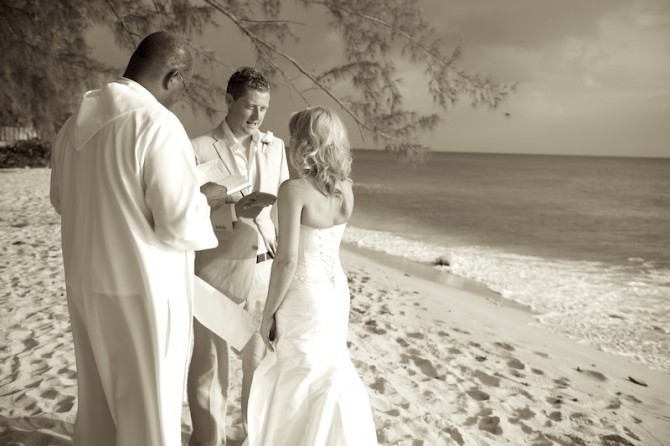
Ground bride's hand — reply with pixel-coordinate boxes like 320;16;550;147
260;314;277;352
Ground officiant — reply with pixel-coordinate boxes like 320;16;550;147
187;66;289;446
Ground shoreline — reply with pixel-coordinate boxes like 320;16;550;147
339;246;670;443
341;241;534;314
342;225;670;375
342;240;670;380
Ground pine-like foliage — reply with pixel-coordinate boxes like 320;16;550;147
1;0;514;157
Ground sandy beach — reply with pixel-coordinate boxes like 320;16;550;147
1;168;669;445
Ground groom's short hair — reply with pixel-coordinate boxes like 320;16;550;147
227;67;270;100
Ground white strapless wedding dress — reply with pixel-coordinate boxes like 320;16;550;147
246;224;378;446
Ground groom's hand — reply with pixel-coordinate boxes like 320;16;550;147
235;193;265;218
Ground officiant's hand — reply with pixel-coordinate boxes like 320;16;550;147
201;182;228;210
235;193;265;218
260;314;277;352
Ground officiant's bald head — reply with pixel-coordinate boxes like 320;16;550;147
123;31;192;108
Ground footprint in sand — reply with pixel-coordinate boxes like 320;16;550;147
447;347;461;355
40;388;59;400
24;379;42;389
569;412;595;427
600;434;637;445
553;377;570;388
364;319;387;335
509;406;535;424
29;359;49;374
477;409;502;435
529;433;553;445
21;338;39;353
369;377;387;394
576;367;607;381
54;395;75;413
41;349;55;359
25;359;48;376
623;394;642;404
472;369;501;387
466;388;490;401
422;389;436;400
507;357;525;370
546;396;563;406
378;304;394;315
406;331;424;340
605;398;621;410
409;355;445;381
546;411;562;422
623;426;641;441
394;337;409;347
494;341;515;352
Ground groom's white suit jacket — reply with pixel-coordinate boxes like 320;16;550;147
191;121;288;346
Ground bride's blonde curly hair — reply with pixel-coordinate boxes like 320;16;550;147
288;106;351;196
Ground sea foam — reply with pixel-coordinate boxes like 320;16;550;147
344;225;670;372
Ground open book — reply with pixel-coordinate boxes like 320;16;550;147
196;159;251;195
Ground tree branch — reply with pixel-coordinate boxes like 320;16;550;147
183;40;235;71
205;1;310;106
103;0;138;47
306;0;510;97
204;0;407;146
240;18;305;25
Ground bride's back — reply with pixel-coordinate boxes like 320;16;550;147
293;177;353;229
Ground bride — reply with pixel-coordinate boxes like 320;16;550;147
245;106;378;445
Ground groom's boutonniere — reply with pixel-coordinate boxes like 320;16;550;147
260;131;274;153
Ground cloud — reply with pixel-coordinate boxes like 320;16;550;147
427;0;629;49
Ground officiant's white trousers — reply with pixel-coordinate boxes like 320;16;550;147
66;285;190;446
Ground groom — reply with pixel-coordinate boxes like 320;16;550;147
187;67;289;445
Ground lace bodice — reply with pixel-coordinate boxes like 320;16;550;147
288;224;347;290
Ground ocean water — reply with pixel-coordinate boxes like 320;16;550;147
345;150;670;373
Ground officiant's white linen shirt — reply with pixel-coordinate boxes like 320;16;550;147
50;78;217;445
51;78;216;312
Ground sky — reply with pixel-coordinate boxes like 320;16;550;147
89;0;670;158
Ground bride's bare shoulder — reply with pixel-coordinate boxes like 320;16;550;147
278;178;311;198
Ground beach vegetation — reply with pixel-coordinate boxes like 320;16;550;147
0;0;513;159
0;139;52;168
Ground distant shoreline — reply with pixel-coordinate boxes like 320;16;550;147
350;147;670;160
